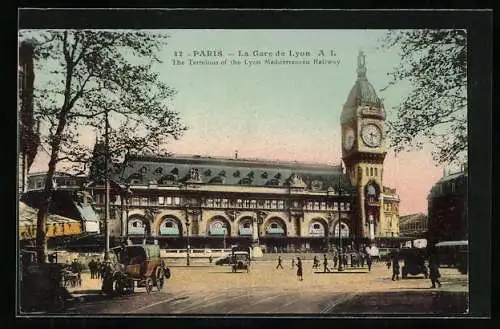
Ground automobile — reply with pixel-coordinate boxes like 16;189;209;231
102;244;171;295
434;240;468;274
214;255;231;265
400;248;429;279
230;251;251;273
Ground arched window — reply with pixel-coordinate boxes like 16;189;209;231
243;222;250;228
367;184;376;196
271;223;278;228
313;223;320;229
375;168;378;176
370;167;373;176
165;222;173;228
366;167;369;176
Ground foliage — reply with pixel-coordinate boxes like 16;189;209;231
18;30;187;263
379;29;467;165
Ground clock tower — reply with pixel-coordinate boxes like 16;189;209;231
340;50;387;243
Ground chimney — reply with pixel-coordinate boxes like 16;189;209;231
235;150;238;159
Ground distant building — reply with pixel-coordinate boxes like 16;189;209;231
18;41;39;195
20;51;402;252
27;172;87;192
20;189;100;246
399;213;427;238
427;165;468;245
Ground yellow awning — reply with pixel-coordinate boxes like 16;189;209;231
19;202;82;240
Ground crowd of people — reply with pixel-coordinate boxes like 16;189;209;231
274;249;443;289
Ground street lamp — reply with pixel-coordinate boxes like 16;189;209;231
186;218;191;266
337;161;344;272
184;201;191;266
223;224;227;250
103;109;111;262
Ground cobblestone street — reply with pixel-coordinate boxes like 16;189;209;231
58;260;468;315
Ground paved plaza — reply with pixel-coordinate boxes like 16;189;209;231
57;259;468;315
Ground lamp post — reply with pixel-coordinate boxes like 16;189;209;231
186;218;191;266
125;184;132;245
223;224;227;250
184;201;191;266
103;109;111;262
337;161;344;272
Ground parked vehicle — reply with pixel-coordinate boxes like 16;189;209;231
102;244;171;295
230;251;251;273
434;240;468;274
400;248;429;279
214;255;231;266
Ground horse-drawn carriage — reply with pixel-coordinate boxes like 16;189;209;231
230;251;251;273
102;244;171;295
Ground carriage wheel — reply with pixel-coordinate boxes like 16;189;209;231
128;279;135;294
155;267;165;291
114;278;126;295
145;277;153;294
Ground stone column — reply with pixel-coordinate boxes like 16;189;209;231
252;216;259;244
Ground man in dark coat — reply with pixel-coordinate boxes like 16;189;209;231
391;254;400;281
296;257;303;281
366;255;373;272
333;252;338;268
323;254;331;272
312;256;319;269
89;259;95;279
429;257;442;288
276;256;284;270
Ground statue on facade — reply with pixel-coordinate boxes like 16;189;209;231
289;173;306;188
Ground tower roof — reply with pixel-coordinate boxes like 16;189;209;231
341;51;383;124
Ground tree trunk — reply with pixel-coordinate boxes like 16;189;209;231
35;120;66;264
35;155;58;265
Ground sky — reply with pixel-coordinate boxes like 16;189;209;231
28;29;455;216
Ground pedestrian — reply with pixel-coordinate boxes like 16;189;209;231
323;254;331;272
89;259;95;279
291;258;295;269
366;255;372;272
99;259;106;280
391;254;400;281
350;253;355;267
333;252;338;268
312;256;319;269
209;255;213;264
429;257;442;288
276;256;284;270
296;257;303;281
343;254;348;267
360;252;365;267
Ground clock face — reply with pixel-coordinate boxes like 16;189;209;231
361;124;382;147
343;127;355;151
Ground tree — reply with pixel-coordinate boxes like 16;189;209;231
19;30;187;264
379;29;467;165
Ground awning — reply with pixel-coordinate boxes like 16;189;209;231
239;228;252;236
160;227;180;236
19;202;82;240
266;227;285;235
128;227;146;235
209;228;227;236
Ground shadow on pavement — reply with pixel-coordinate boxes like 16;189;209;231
331;290;468;315
314;271;369;274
